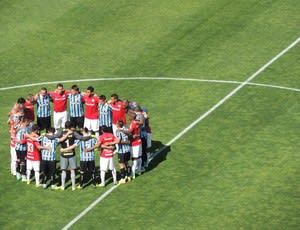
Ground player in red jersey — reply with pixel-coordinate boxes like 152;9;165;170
82;86;100;136
86;126;119;187
24;94;35;122
110;93;126;136
49;83;69;130
24;124;49;187
119;112;142;179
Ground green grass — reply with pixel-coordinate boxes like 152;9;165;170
0;0;299;229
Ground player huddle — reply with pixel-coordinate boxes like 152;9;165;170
7;83;152;190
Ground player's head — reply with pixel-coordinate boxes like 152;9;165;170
26;94;35;103
82;127;89;135
31;124;40;134
99;95;106;103
71;84;79;95
56;83;64;95
86;86;94;97
128;111;136;121
110;93;119;103
40;87;48;96
16;97;25;111
46;127;56;134
102;125;110;133
117;120;124;128
64;120;73;130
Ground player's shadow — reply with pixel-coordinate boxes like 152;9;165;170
146;140;171;172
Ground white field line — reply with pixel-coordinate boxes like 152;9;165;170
61;37;300;230
1;77;300;94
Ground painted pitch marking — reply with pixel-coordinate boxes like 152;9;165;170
61;37;300;230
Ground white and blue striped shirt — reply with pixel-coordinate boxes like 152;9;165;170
15;127;28;151
39;135;59;161
78;138;97;161
99;102;112;127
69;93;84;117
36;94;51;117
116;128;131;154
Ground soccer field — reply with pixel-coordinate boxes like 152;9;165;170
0;0;299;229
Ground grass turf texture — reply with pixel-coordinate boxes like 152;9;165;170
0;0;299;229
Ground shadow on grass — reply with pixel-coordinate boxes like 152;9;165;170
146;140;171;172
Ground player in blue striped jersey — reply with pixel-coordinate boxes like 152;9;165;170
116;120;131;184
34;87;51;131
15;117;31;181
61;128;97;189
69;85;85;130
39;127;60;189
98;95;112;134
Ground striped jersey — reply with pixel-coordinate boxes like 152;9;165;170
39;135;59;161
78;137;97;161
116;128;131;154
15;127;28;151
36;94;51;117
99;102;112;127
68;93;84;117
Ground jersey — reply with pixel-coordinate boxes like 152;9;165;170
60;131;79;158
111;100;126;125
15;127;28;151
49;91;69;112
69;93;84;117
116;128;131;154
78;138;97;161
99;133;117;158
26;138;40;161
39;135;59;161
36;94;51;118
83;95;99;119
129;120;142;147
24;100;35;122
99;102;112;127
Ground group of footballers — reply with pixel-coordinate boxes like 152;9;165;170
7;83;152;191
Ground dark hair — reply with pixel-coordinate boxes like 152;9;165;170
46;127;56;133
65;120;73;129
99;95;106;100
87;86;94;92
71;84;79;91
32;124;40;133
101;125;110;133
41;87;47;91
117;120;124;128
17;97;26;104
110;93;118;100
56;83;64;88
83;127;89;133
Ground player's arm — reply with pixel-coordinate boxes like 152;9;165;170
73;131;92;141
58;130;73;142
60;143;77;153
85;142;101;152
45;130;63;140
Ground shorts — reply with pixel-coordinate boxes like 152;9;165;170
80;160;95;172
84;118;99;132
70;116;84;129
27;159;40;172
37;116;51;131
16;150;27;162
100;157;115;172
53;111;68;129
60;155;77;170
118;152;131;164
131;144;142;159
40;160;56;175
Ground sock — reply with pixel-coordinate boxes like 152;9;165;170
61;170;66;187
132;160;137;178
27;170;31;182
91;171;96;186
51;174;55;185
80;172;84;186
112;169;117;184
100;171;105;185
35;171;40;185
126;165;131;177
71;170;76;187
120;168;125;179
